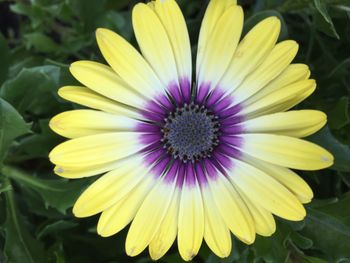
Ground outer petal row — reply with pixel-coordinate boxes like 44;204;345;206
232;40;299;104
196;0;237;78
58;86;141;119
126;178;177;257
150;0;192;82
73;156;148;217
219;17;281;93
96;28;164;97
49;109;139;139
49;132;141;167
239;133;334;170
70;61;146;108
229;159;306;221
242;110;327;138
132;3;179;87
197;5;243;88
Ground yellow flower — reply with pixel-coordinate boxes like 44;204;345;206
49;0;334;261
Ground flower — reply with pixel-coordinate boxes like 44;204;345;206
49;0;334;261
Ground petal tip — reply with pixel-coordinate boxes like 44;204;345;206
72;206;82;218
265;226;277;237
125;246;138;257
238;232;256;245
57;86;68;98
72;201;91;218
291;40;299;52
97;226;112;237
269;16;281;28
308;79;317;88
48;116;57;130
95;28;114;46
180;251;197;262
54;166;73;179
322;154;334;167
48;146;58;161
132;2;146;14
95;28;109;37
69;61;81;75
291;206;307;221
149;251;163;261
54;166;64;175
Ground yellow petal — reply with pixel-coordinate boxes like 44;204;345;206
237;188;276;237
70;61;145;107
54;159;125;179
149;188;180;260
245;63;310;105
202;186;232;258
178;181;204;261
232;40;299;104
209;175;255;244
277;88;317;113
49;132;140;167
49;110;138;139
242;156;313;204
240;133;334;170
197;0;236;77
241;79;316;118
96;28;164;96
58;86;140;119
242;110;327;138
197;5;243;87
126;179;177;257
152;0;192;81
229;159;306;221
132;3;179;87
72;156;147;217
97;175;155;237
219;17;281;93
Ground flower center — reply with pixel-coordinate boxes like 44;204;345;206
162;103;220;163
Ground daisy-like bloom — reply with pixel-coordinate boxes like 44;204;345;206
49;0;334;261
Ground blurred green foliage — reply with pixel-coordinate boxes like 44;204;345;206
0;0;350;262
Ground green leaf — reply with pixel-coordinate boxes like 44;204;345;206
302;255;329;263
0;66;61;116
10;119;62;162
24;32;60;53
2;166;90;214
316;192;350;226
67;0;107;31
10;2;47;29
0;177;12;194
0;34;10;86
313;0;340;39
96;11;133;40
37;220;78;239
20;187;64;218
328;97;350;130
0;179;46;263
290;232;313;250
53;243;66;263
308;126;350;172
0;98;31;165
277;0;313;12
303;194;350;262
251;221;291;263
105;0;130;10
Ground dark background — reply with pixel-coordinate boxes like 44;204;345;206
0;0;350;262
